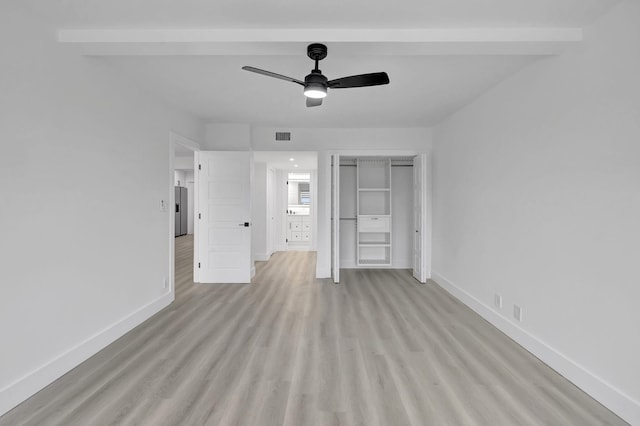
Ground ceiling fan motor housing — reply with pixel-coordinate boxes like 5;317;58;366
304;71;328;98
305;71;327;87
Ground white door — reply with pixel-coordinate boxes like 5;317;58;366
197;151;252;283
413;154;427;283
331;154;340;283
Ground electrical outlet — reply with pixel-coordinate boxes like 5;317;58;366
163;277;168;288
513;304;523;322
494;294;503;309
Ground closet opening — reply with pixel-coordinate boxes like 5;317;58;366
332;154;429;283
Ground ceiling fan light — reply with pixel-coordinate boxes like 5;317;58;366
304;85;327;99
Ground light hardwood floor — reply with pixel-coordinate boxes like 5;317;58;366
1;235;627;425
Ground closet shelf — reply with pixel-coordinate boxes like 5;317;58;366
358;242;391;247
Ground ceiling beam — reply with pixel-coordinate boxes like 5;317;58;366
58;28;582;56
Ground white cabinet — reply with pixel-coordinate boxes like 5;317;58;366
357;159;392;266
302;217;311;241
288;215;312;244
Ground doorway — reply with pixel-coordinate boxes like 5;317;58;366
252;151;318;261
286;172;313;251
169;132;200;293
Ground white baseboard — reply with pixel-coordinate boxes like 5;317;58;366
392;258;412;269
340;259;357;269
254;253;271;261
286;244;312;251
431;271;640;425
0;292;174;417
316;266;331;279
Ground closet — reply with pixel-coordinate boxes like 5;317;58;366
333;154;428;282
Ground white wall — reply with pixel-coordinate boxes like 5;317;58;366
339;165;358;267
204;123;251;150
0;3;203;415
252;162;269;261
251;127;430;152
274;170;289;252
267;168;276;256
174;155;194;170
391;166;414;268
185;170;195;235
432;1;640;423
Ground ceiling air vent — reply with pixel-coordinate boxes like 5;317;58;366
275;132;292;142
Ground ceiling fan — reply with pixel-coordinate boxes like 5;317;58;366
242;43;390;107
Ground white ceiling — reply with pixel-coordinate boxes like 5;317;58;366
253;151;317;170
100;54;538;127
26;0;617;28
27;0;619;128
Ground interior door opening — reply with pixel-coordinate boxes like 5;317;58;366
286;172;313;251
252;151;318;263
169;133;200;295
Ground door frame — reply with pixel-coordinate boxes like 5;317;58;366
169;132;200;291
413;153;429;283
331;154;340;283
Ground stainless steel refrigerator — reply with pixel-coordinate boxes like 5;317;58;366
175;186;188;237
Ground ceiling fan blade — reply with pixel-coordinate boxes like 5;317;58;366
242;66;304;86
327;72;390;89
306;97;323;107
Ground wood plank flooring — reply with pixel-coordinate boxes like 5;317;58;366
1;235;627;425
